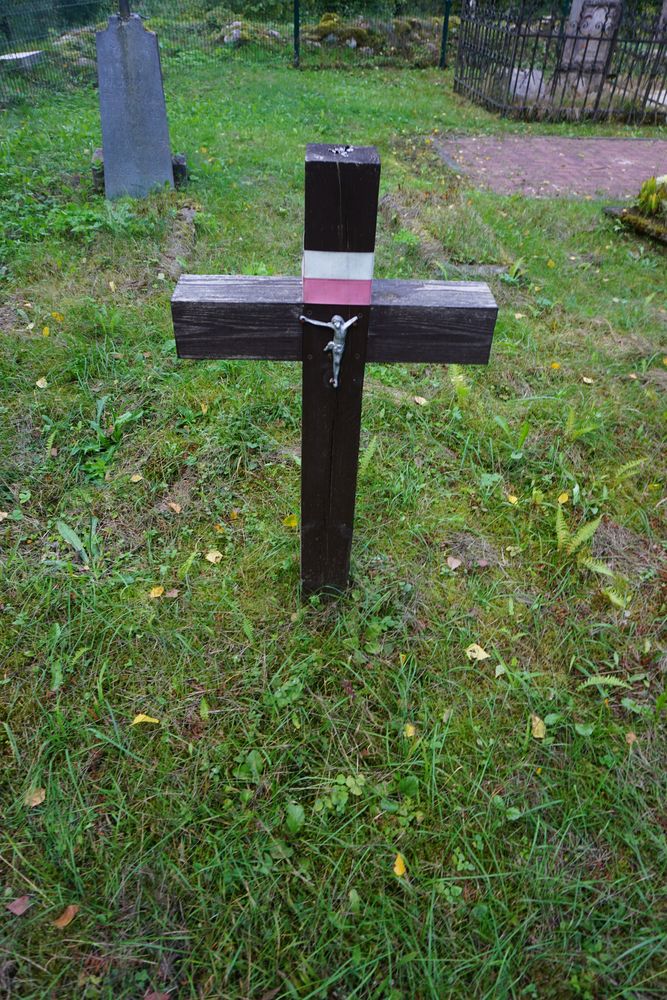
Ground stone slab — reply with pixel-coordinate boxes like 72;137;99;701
96;14;174;200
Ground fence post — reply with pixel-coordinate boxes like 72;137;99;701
439;0;452;69
293;0;300;67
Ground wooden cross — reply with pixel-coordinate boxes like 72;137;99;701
171;144;497;594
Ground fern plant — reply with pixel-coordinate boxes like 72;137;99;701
555;508;631;608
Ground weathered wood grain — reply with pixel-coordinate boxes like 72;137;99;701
171;275;497;364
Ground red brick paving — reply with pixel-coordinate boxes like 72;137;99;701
435;135;667;198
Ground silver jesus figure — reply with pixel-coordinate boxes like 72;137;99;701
299;313;358;388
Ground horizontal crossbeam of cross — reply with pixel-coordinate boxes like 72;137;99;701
172;276;497;364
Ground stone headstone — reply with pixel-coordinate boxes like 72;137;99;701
96;14;174;200
0;50;44;70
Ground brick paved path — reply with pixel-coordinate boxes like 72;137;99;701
435;136;667;198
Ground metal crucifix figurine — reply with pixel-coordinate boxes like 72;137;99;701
171;144;498;594
301;314;358;388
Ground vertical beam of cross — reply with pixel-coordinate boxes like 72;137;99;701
300;145;380;592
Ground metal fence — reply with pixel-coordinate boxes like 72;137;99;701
0;0;457;103
454;1;667;123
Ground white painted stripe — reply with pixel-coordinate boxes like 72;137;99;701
302;250;375;282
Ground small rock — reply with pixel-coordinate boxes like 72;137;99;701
346;37;357;49
267;29;281;39
76;56;95;67
224;29;242;45
324;33;338;44
359;46;374;55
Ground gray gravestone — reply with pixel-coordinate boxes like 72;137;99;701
96;14;174;199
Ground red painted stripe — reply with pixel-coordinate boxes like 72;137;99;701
303;277;372;306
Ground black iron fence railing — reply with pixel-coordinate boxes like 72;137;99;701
454;1;667;123
0;0;457;103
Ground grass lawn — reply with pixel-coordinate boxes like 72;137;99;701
1;60;666;998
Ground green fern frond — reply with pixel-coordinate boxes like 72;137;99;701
568;515;602;555
578;556;614;577
578;675;631;691
555;504;569;551
613;457;647;484
603;587;631;609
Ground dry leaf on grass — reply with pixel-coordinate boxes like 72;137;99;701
282;514;298;528
446;556;462;570
24;788;45;808
403;723;416;738
35;377;48;389
466;643;490;661
205;550;223;564
531;714;546;739
149;586;164;599
393;853;407;877
131;714;160;726
165;589;179;599
6;896;32;916
166;502;182;514
626;731;637;746
413;396;427;406
130;473;143;483
53;904;79;929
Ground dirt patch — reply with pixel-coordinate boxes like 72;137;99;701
434;136;667;199
644;367;667;392
160;205;197;281
447;531;503;568
592;519;665;577
0;303;18;334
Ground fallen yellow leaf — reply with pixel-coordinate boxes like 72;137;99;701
35;377;48;389
466;643;490;661
514;312;525;320
42;326;50;337
625;731;637;746
507;494;518;505
53;904;79;929
547;259;556;269
51;311;64;322
550;362;561;370
149;586;164;599
229;509;239;521
131;714;160;725
531;714;546;739
24;787;45;808
200;401;209;414
413;396;427;406
166;502;182;514
582;376;594;385
130;473;143;483
213;523;225;533
109;280;116;292
283;514;298;528
393;853;407;877
205;550;223;564
403;723;416;738
558;492;569;505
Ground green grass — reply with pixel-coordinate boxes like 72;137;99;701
1;60;666;998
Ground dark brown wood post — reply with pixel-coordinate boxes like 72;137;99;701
300;144;380;594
